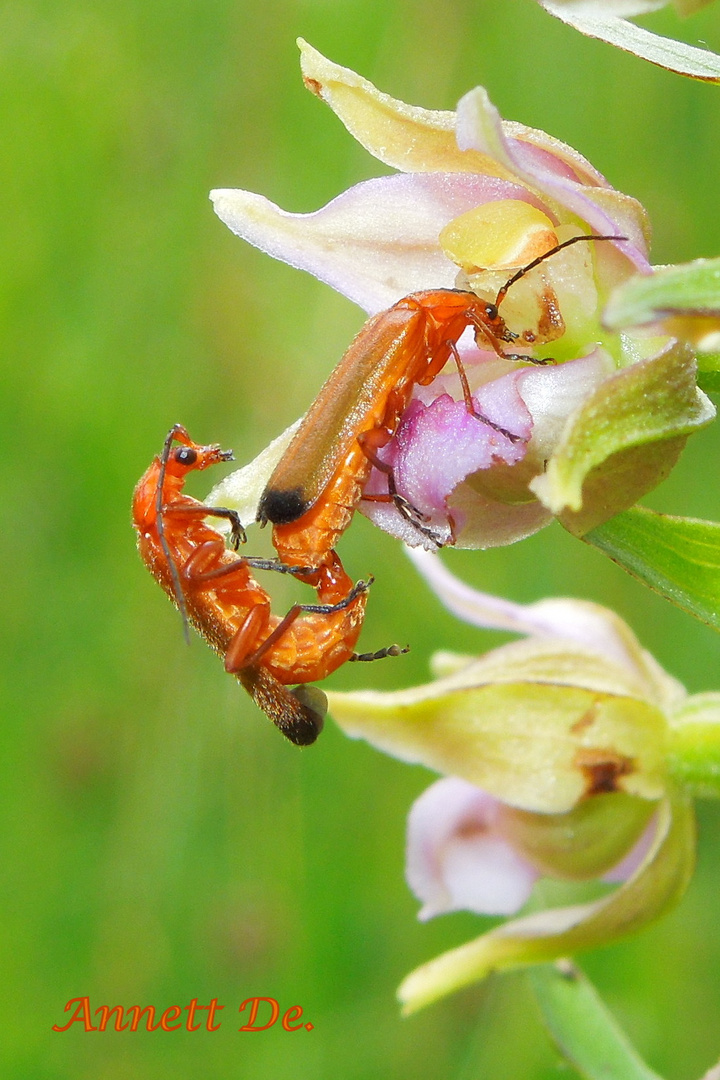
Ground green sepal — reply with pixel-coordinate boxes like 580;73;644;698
530;343;713;536
604;258;720;335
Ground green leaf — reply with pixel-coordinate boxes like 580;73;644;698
530;961;664;1080
585;506;720;630
538;3;720;82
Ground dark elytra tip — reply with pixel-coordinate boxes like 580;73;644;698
257;486;311;526
287;685;327;746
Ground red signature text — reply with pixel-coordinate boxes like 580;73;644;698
52;996;313;1032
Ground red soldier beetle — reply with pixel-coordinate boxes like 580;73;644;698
133;425;401;746
258;233;626;565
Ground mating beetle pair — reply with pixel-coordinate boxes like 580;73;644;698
134;234;622;744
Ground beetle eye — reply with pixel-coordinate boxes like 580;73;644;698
484;303;499;320
174;446;197;466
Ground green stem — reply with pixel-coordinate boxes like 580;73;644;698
667;693;720;799
529;961;664;1080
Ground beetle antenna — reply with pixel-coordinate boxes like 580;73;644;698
156;425;192;645
495;233;628;309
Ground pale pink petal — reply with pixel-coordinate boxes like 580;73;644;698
455;88;650;273
212;173;550;315
405;548;683;699
406;777;539;920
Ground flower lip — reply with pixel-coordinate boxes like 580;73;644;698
406;777;540;919
406;776;660;923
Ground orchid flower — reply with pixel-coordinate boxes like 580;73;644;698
326;550;720;1013
208;42;713;551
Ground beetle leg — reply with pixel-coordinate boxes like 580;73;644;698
164;502;247;548
357;432;446;545
296;576;371;615
224;604;275;674
245;557;315;576
357;431;428;522
179;542;300;584
445;341;527;443
226;578;372;674
349;643;409;662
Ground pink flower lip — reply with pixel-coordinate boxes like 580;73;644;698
362;370;534;545
406;777;663;922
406;777;540;919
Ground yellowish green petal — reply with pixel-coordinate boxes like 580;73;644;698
327;637;668;814
297;38;513;179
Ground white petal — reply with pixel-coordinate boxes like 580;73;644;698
212;173;541;315
406;547;686;705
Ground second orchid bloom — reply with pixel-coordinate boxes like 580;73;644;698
329;552;716;1013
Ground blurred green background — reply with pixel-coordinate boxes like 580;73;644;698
3;1;720;1076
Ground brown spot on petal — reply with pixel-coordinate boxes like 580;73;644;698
303;76;323;97
535;286;565;344
455;821;489;841
575;748;635;796
570;704;598;735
